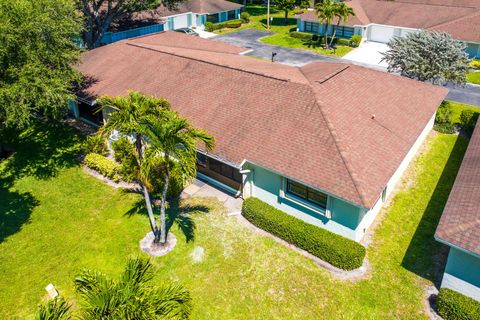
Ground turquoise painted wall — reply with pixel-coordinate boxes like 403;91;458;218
466;42;480;59
247;163;362;240
445;247;480;287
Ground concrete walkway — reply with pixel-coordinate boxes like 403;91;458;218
182;178;243;214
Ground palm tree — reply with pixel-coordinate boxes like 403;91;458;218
315;0;336;49
74;257;192;319
35;297;71;320
329;2;355;48
141;110;214;245
98;91;170;242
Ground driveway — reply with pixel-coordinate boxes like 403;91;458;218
445;83;480;107
213;29;338;66
341;41;389;70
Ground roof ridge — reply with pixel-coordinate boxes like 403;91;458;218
428;9;480;29
299;67;368;207
376;0;479;9
126;42;293;82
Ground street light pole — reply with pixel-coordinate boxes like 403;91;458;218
267;0;270;30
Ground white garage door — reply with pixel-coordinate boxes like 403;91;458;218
369;25;395;43
173;14;189;29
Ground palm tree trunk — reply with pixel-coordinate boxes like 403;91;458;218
284;10;288;25
159;164;170;244
329;20;340;48
324;22;329;49
143;184;159;239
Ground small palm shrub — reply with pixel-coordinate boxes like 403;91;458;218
351;35;362;47
83;134;108;156
35;297;71;320
240;12;250;23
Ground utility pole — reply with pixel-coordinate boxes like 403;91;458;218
267;0;270;30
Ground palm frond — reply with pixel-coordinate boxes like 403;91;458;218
35;297;71;320
150;283;192;320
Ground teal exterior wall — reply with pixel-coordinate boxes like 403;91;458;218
441;247;480;301
246;162;363;241
100;23;164;45
296;19;354;38
466;42;480;59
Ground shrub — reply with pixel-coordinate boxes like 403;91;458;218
289;31;315;41
470;59;480;70
204;22;214;32
222;19;242;28
83;134;108;156
84;153;120;182
459;109;479;135
437;288;480;320
434;123;457;134
240;12;250;23
436;101;453;125
111;138;138;182
351;35;362;47
337;38;350;46
242;197;366;270
149;158;186;200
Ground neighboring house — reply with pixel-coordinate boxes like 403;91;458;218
295;0;480;58
435;121;480;302
101;0;243;45
74;31;448;242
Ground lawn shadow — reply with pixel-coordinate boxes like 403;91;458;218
246;5;279;16
123;195;210;243
259;17;297;27
1;119;83;181
0;177;39;243
401;135;469;287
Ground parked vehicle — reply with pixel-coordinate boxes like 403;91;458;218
174;28;199;36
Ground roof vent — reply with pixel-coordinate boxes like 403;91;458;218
371;114;376;119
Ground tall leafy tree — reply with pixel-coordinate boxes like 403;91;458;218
98;91;170;240
78;0;183;49
142;110;214;244
273;0;309;25
74;257;192;319
315;0;336;49
382;30;470;85
329;2;355;47
0;0;82;155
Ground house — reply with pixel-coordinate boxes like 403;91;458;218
74;31;448;242
101;0;243;44
295;0;480;58
435;121;480;302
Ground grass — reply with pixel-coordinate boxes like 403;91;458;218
467;71;480;84
0;119;470;318
446;100;480;124
215;5;353;58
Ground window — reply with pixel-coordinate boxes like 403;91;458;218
204;157;242;183
196;152;207;167
333;25;354;38
206;14;218;23
286;179;327;210
304;21;319;34
227;10;236;20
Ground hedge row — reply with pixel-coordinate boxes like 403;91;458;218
205;19;242;32
437;288;480;320
84;153;120;182
289;32;362;47
241;197;366;270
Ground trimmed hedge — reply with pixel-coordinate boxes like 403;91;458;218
206;19;243;32
337;38;351;46
459;109;479;135
351;35;362;47
84;153;120;182
470;59;480;70
242;197;366;270
437;288;480;320
290;31;317;41
240;12;250;23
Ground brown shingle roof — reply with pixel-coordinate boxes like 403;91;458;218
435;121;480;255
296;0;480;42
78;31;448;208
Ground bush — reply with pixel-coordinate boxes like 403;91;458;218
337;38;350;46
289;31;315;41
149;158;186;200
459;109;479;135
436;101;453;125
84;153;120;182
437;288;480;320
222;19;242;28
111;138;138;182
351;35;362;47
204;22;214;32
434;123;457;134
240;12;250;23
241;197;366;270
470;59;480;70
83;134;108;156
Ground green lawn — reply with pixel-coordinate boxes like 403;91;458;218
447;100;480;124
215;5;353;58
0;119;469;318
467;71;480;84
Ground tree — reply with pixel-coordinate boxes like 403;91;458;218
78;0;183;49
329;2;355;48
141;110;214;244
0;0;82;155
98;91;170;243
74;257;191;319
315;0;336;49
273;0;310;25
381;31;470;85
